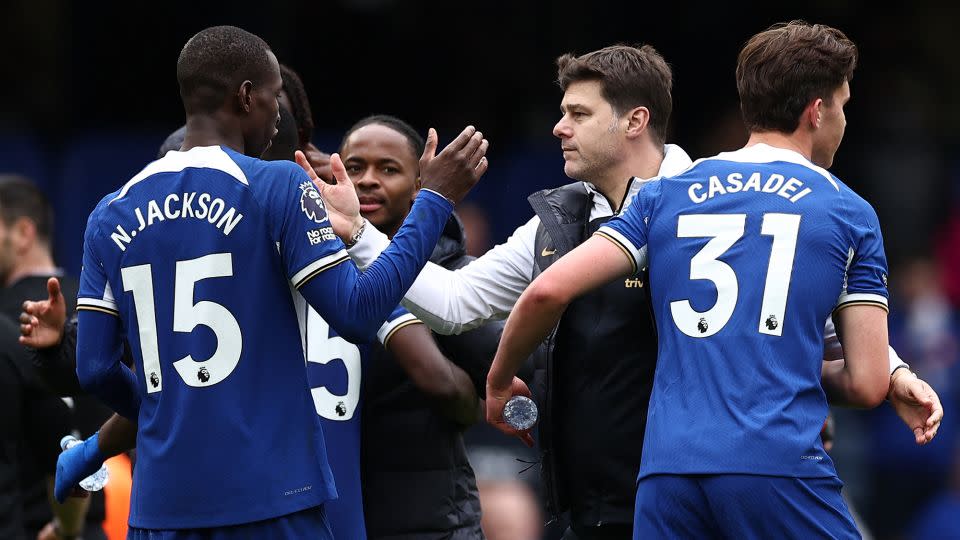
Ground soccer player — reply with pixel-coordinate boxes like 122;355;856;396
305;43;941;539
73;25;486;538
484;21;922;538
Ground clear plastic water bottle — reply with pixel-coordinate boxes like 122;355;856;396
59;435;110;492
503;395;538;431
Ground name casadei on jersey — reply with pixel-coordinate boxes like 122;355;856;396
687;171;815;205
109;191;245;251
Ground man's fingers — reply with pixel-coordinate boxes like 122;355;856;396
468;137;489;168
927;404;944;428
329;153;353;188
421;128;438;163
474;157;489;180
441;125;476;155
520;432;535;448
460;131;484;162
47;277;61;303
295;150;321;182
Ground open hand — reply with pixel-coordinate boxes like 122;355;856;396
419;126;489;204
295;150;364;243
19;277;67;349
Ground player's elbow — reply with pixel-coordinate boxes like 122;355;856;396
850;376;889;408
76;362;106;395
526;275;572;312
327;314;378;345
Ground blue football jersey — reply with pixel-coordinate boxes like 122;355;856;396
76;146;350;528
300;303;419;540
598;144;889;480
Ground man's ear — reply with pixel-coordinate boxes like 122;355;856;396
805;98;824;130
624;106;650;139
11;217;35;254
237;80;254;113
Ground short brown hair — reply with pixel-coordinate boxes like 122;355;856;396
556;45;673;145
736;20;858;134
0;176;53;243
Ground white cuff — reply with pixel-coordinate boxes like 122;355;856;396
347;221;390;270
888;345;909;376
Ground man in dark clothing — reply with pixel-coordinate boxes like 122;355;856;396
335;115;494;539
0;176;106;540
0;313;85;540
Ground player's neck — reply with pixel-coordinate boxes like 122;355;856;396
590;146;663;212
5;249;56;287
745;131;812;161
181;115;246;155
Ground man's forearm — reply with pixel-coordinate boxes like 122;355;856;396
98;413;137;457
46;476;89;537
349;220;534;335
488;282;567;389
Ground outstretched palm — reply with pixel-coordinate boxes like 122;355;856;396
295;151;362;241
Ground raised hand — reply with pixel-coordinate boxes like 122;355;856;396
295;150;364;243
888;369;943;445
419;126;489;205
485;376;535;448
19;277;67;349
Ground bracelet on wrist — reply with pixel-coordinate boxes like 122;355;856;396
345;219;366;248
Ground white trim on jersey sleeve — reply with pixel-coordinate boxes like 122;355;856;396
77;297;119;316
111;146;249;203
835;291;889;311
595;226;646;274
291;249;350;289
377;312;421;346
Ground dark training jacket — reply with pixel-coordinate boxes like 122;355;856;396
361;214;498;540
528;181;658;530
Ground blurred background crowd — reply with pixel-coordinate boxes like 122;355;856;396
1;1;958;539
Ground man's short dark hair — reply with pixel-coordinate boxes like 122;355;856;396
736;20;858;134
280;64;315;148
177;26;273;115
0;176;53;243
340;115;425;163
556;45;673;145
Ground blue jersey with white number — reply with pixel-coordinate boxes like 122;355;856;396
300;303;419;540
598;144;889;480
76;146;347;528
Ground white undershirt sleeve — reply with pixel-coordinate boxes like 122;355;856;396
347;216;541;335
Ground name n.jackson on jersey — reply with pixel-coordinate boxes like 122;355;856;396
109;191;245;251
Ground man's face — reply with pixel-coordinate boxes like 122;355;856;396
341;124;420;236
243;51;282;158
553;80;624;182
0;218;16;283
810;81;850;169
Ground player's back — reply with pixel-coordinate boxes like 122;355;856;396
79;146;336;528
638;143;887;479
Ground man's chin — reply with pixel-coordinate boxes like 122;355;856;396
563;163;586;181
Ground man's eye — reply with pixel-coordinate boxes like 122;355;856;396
382;167;399;175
